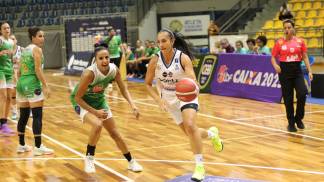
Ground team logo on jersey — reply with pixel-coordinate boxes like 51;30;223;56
282;45;287;50
162;72;168;77
92;85;104;93
175;64;180;71
168;72;173;77
290;48;295;53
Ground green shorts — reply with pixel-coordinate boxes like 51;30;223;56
0;71;14;89
70;95;112;122
16;75;43;102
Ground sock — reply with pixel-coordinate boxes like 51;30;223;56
17;107;30;146
0;118;7;126
35;136;41;148
19;134;25;146
194;154;203;165
123;152;132;162
86;144;96;156
207;130;215;139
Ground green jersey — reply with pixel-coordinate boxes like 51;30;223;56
20;44;43;76
16;44;44;98
0;36;14;76
104;35;122;59
70;63;117;110
135;47;144;58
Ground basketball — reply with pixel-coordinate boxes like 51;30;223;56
175;78;198;102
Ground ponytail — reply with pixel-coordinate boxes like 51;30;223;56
160;29;194;60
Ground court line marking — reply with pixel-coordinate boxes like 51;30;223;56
8;119;133;182
96;127;324;155
233;110;324;121
48;82;324;142
2;157;323;176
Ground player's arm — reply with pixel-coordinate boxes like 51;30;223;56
33;47;50;98
181;54;199;91
181;54;197;81
0;39;10;56
115;69;139;119
145;56;160;101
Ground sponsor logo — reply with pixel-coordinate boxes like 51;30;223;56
216;65;281;88
198;55;217;89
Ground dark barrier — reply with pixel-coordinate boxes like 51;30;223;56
64;16;126;75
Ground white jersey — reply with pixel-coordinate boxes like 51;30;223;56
155;49;185;95
13;45;23;69
86;62;117;87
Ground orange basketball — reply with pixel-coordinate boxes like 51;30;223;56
175;78;198;102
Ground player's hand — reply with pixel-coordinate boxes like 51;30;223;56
43;85;50;99
274;64;281;74
309;72;313;81
131;106;140;119
95;109;108;119
158;99;168;112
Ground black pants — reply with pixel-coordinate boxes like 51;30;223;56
279;62;308;125
110;57;121;68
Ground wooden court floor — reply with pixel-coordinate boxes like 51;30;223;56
1;70;324;182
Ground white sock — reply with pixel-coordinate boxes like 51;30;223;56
194;154;203;165
207;130;215;139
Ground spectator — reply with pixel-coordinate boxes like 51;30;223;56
220;38;235;53
234;40;248;54
246;38;256;54
208;20;220;36
212;41;224;54
121;43;137;78
103;28;122;68
255;35;271;55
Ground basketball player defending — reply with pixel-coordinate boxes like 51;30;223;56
70;43;143;173
145;29;223;181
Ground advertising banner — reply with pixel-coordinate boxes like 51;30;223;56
211;54;282;103
64;16;126;75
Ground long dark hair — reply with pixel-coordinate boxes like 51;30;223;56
160;29;194;60
28;27;41;41
87;42;109;67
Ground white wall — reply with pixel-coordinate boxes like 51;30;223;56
157;0;240;14
138;5;158;41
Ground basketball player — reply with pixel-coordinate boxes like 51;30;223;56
70;43;143;173
0;22;15;136
16;27;54;156
10;34;23;120
145;29;223;181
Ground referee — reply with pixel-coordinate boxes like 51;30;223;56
271;19;313;132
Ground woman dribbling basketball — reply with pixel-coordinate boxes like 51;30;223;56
145;29;223;182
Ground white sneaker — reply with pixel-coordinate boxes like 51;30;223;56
33;144;54;156
128;159;143;172
11;111;18;120
84;155;96;173
17;144;32;153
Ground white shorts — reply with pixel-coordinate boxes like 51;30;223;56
17;92;44;103
162;91;199;125
0;79;14;89
75;106;113;123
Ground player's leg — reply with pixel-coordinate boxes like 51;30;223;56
101;104;143;172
